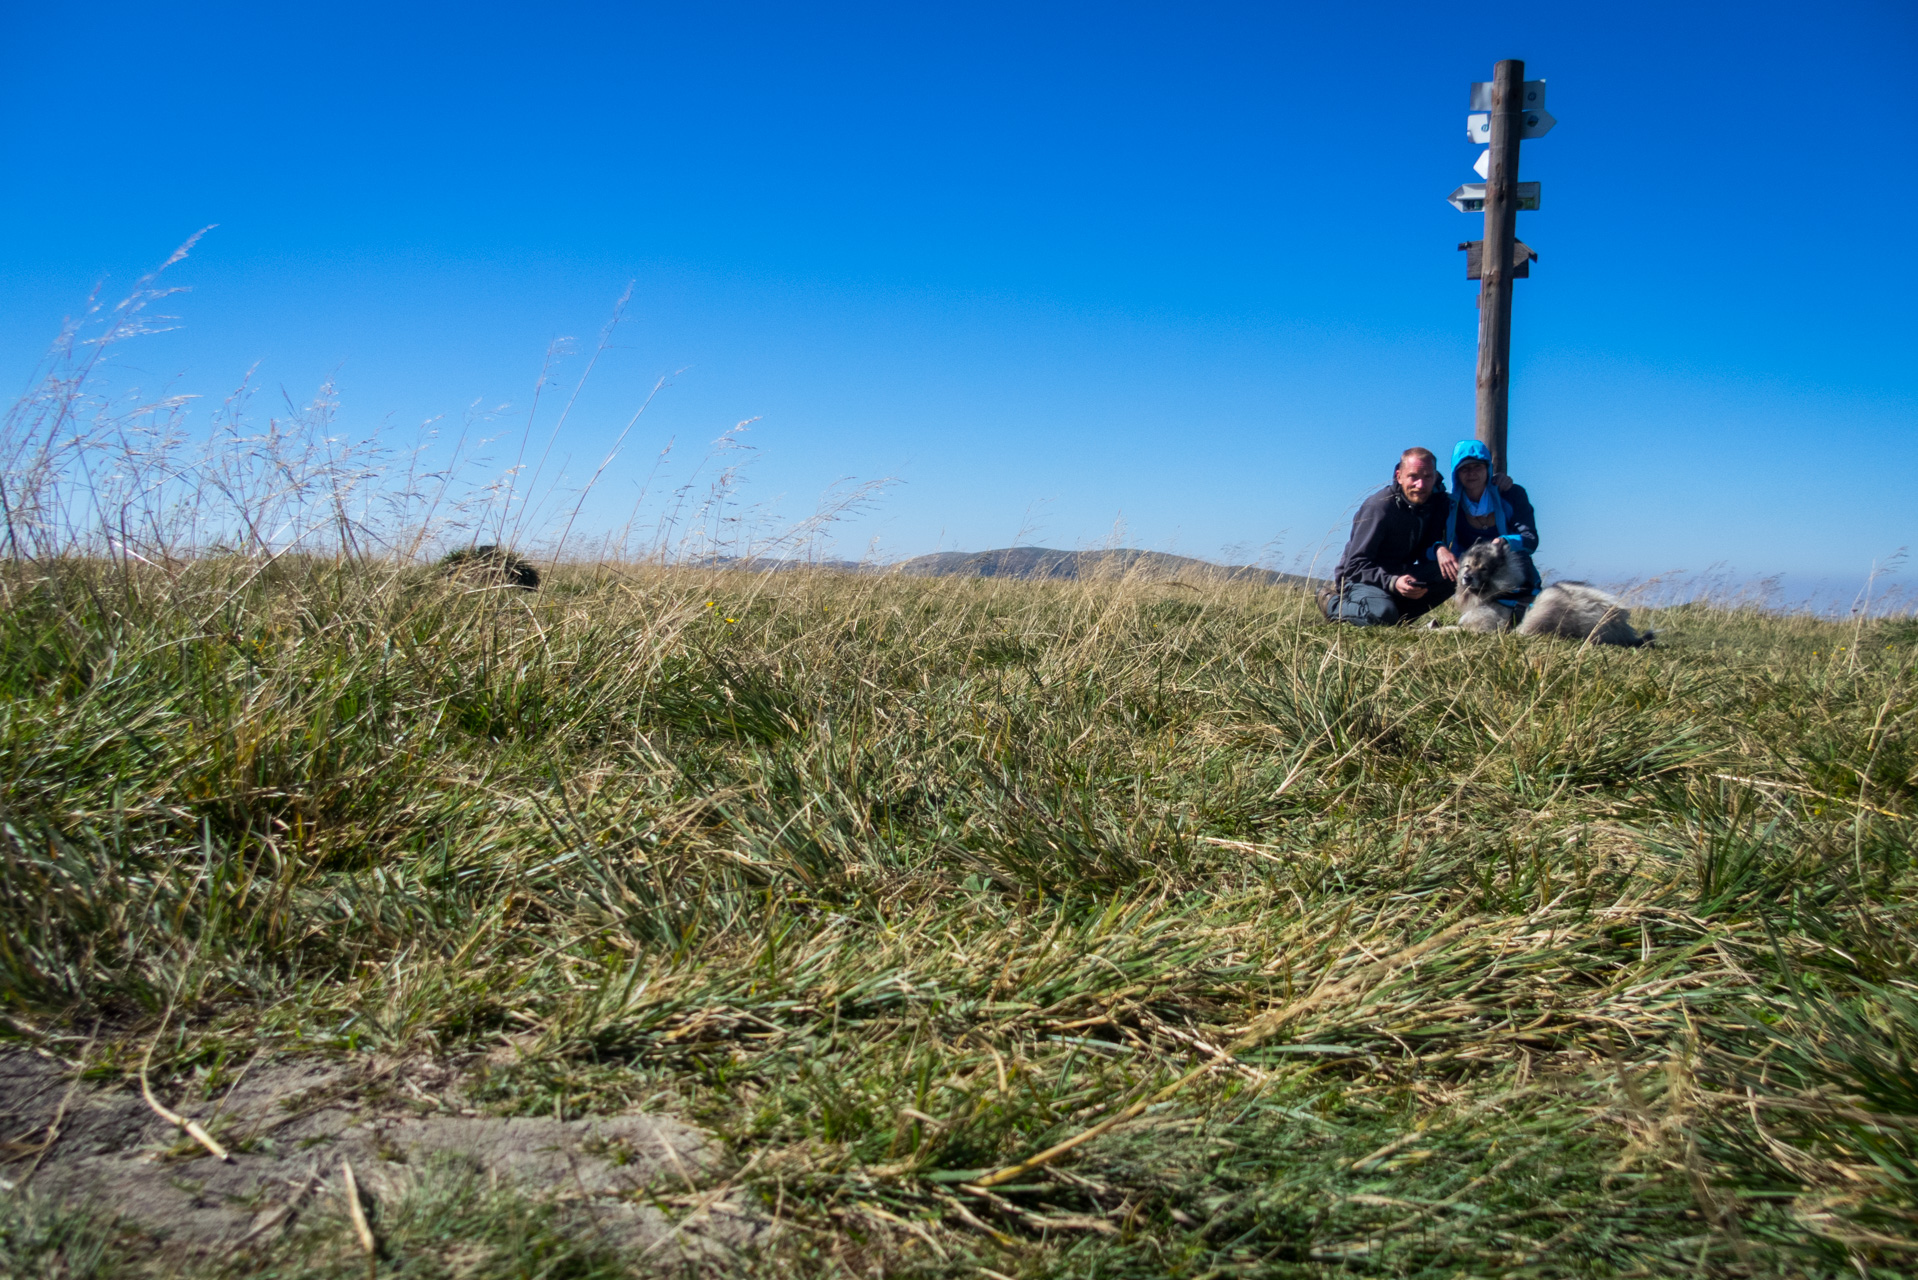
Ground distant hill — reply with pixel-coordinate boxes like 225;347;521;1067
891;547;1315;587
685;547;1318;586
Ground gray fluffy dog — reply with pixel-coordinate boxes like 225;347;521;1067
1449;539;1654;647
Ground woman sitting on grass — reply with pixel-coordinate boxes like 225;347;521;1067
1433;439;1538;589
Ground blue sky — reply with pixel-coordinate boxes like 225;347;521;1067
3;0;1913;591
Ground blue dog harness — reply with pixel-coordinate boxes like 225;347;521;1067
1497;578;1542;625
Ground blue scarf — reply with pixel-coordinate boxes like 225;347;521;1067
1446;483;1507;549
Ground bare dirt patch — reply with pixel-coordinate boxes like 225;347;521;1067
0;1048;763;1263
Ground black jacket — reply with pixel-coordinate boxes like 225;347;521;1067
1334;481;1452;592
1443;482;1539;557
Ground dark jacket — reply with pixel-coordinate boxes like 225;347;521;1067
1436;440;1539;557
1444;482;1538;556
1334;481;1452;592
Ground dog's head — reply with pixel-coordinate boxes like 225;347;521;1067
1457;538;1529;601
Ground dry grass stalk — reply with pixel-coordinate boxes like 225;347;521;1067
340;1158;376;1273
137;1013;232;1163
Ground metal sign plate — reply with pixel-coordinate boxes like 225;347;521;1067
1469;79;1546;111
1446;182;1542;213
1473;148;1490;179
1469;107;1557;143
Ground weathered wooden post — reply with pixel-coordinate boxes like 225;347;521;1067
1475;59;1524;479
1449;62;1554;480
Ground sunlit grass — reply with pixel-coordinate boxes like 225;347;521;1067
1;555;1912;1277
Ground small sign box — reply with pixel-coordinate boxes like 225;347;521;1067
1447;182;1541;213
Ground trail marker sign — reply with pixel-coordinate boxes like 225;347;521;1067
1469;80;1546;111
1460;239;1537;280
1470;109;1554;142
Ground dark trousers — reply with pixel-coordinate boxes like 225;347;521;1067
1322;577;1453;627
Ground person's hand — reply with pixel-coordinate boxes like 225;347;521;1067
1437;547;1459;582
1496;472;1513;492
1393;574;1428;599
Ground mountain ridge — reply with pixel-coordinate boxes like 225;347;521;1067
892;546;1314;586
691;547;1318;586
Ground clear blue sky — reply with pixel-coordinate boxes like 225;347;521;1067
4;0;1913;591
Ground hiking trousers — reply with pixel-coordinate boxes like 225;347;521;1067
1322;580;1451;626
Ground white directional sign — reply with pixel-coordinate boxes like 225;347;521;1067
1473;148;1490;179
1447;182;1541;213
1469;80;1546;112
1469;108;1557;143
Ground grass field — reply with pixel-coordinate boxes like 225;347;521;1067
0;555;1912;1278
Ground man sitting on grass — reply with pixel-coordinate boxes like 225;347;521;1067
1322;446;1454;626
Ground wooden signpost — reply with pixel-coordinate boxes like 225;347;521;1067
1451;59;1554;480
